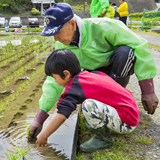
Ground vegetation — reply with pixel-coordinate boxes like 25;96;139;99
0;0;30;14
136;135;153;145
30;8;40;15
6;145;31;160
72;5;90;11
129;10;160;27
76;113;139;160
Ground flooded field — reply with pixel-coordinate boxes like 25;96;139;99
0;35;77;160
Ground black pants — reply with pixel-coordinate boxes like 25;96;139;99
119;16;127;25
87;45;136;87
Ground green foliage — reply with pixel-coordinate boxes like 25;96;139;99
5;145;31;160
71;5;90;10
129;12;143;19
143;19;159;27
129;10;160;20
30;8;40;15
5;152;20;160
10;0;19;13
136;135;153;144
65;0;72;4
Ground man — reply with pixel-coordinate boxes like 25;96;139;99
28;3;159;144
118;0;129;25
90;0;109;17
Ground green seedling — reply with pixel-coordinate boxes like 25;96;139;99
136;135;153;144
16;90;19;97
3;79;7;86
13;146;31;160
18;87;23;92
6;98;9;106
24;124;30;139
5;151;20;160
10;94;15;101
1;102;4;111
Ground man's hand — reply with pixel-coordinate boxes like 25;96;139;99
139;78;159;115
28;121;42;141
141;93;159;114
28;109;49;142
36;133;48;147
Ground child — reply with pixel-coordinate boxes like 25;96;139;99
36;49;139;153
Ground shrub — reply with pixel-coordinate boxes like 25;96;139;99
30;8;40;15
10;0;19;13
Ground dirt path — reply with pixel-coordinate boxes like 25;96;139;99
127;32;160;159
77;32;160;160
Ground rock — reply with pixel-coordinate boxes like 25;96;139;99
8;121;17;128
139;151;143;156
0;131;10;138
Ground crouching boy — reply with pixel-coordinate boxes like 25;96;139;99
36;49;139;152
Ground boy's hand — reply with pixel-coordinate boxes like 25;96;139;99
35;134;48;147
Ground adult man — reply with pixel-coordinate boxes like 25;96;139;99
118;0;129;25
90;0;109;17
28;3;159;146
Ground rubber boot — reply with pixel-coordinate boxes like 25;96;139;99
80;125;113;152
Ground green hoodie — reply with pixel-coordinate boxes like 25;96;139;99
39;16;157;113
90;0;109;17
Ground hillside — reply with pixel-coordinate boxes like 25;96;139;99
0;0;158;16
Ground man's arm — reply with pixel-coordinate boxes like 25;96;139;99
36;113;66;147
102;20;158;114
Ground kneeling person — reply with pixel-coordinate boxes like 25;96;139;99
36;49;139;152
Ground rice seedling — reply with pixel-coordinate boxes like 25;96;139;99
10;94;16;101
24;123;30;139
13;146;31;160
1;102;4;111
5;151;20;160
16;90;19;97
6;98;9;106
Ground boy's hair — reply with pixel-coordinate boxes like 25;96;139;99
112;2;116;6
109;1;111;4
45;49;81;79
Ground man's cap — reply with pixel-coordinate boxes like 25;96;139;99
40;3;74;36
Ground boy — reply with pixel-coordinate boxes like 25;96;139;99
36;49;139;152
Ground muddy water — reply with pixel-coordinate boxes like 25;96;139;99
0;108;78;160
0;35;78;160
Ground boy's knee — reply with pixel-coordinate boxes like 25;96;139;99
82;99;97;114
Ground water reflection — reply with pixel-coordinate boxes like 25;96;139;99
11;39;21;46
0;41;7;48
30;38;39;43
0;108;78;160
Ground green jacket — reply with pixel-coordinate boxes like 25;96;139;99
90;0;109;17
39;15;157;113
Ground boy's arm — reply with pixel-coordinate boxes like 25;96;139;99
28;76;64;141
36;113;67;147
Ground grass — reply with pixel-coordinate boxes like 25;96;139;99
5;152;20;160
148;43;160;52
132;29;160;37
76;112;140;160
24;124;30;139
71;5;90;10
136;135;153;145
5;145;31;160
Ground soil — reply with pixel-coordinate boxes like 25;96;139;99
77;32;160;160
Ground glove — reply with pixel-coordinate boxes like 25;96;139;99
28;109;49;141
139;78;159;114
